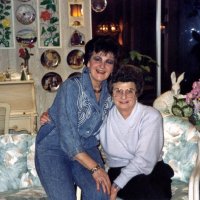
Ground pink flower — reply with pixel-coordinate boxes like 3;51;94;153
186;79;200;114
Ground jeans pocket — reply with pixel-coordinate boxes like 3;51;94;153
36;122;55;145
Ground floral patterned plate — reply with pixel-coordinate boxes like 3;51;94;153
16;4;36;25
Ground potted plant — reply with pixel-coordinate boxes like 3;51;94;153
121;50;157;83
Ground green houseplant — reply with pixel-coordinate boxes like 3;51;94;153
121;50;157;83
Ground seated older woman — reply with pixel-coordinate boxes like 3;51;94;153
99;65;174;200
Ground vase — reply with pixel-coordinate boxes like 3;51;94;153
20;69;26;81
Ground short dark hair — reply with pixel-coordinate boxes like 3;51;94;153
109;64;144;97
84;35;120;65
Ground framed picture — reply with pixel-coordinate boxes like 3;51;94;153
37;0;61;48
0;0;15;49
68;1;84;27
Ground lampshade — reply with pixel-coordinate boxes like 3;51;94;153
70;4;83;17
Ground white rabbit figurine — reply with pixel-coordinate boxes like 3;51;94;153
153;71;185;114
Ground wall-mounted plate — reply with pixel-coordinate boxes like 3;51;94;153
16;4;36;25
41;72;62;92
16;29;37;45
91;0;107;12
41;50;61;69
67;49;84;70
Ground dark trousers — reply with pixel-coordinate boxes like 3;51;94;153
108;160;174;200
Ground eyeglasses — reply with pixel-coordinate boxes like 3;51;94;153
113;88;136;98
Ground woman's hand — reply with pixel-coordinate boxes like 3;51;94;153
110;184;119;200
92;167;111;195
75;152;111;194
40;111;50;125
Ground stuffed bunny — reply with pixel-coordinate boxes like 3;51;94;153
153;71;185;114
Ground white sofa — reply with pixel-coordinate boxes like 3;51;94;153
1;114;199;200
0;131;47;200
162;113;200;200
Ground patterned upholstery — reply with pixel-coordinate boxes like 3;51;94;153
0;132;47;199
0;115;199;200
0;187;47;200
0;132;82;200
171;180;189;200
162;113;200;200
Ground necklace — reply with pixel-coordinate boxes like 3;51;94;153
93;88;102;93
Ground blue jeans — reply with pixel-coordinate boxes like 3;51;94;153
35;143;109;200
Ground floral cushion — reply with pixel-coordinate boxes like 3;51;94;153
171;180;189;200
23;135;41;188
162;114;199;183
0;134;31;192
0;132;43;196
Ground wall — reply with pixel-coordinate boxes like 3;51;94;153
0;0;92;128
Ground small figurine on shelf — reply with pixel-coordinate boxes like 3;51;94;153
20;63;27;81
5;67;11;81
70;30;85;46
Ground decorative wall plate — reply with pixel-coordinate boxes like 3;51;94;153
16;29;37;46
41;72;62;92
16;4;36;25
41;50;61;69
67;49;84;69
91;0;107;12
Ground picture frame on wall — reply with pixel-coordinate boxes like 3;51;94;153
37;0;61;48
68;0;84;27
0;0;15;49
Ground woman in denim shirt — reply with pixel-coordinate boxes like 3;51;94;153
35;36;120;200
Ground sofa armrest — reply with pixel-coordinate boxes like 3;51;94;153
192;139;200;200
188;159;198;200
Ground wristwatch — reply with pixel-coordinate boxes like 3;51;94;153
89;164;101;174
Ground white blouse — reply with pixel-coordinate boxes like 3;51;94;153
99;102;164;189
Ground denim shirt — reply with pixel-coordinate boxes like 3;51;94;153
37;67;112;160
